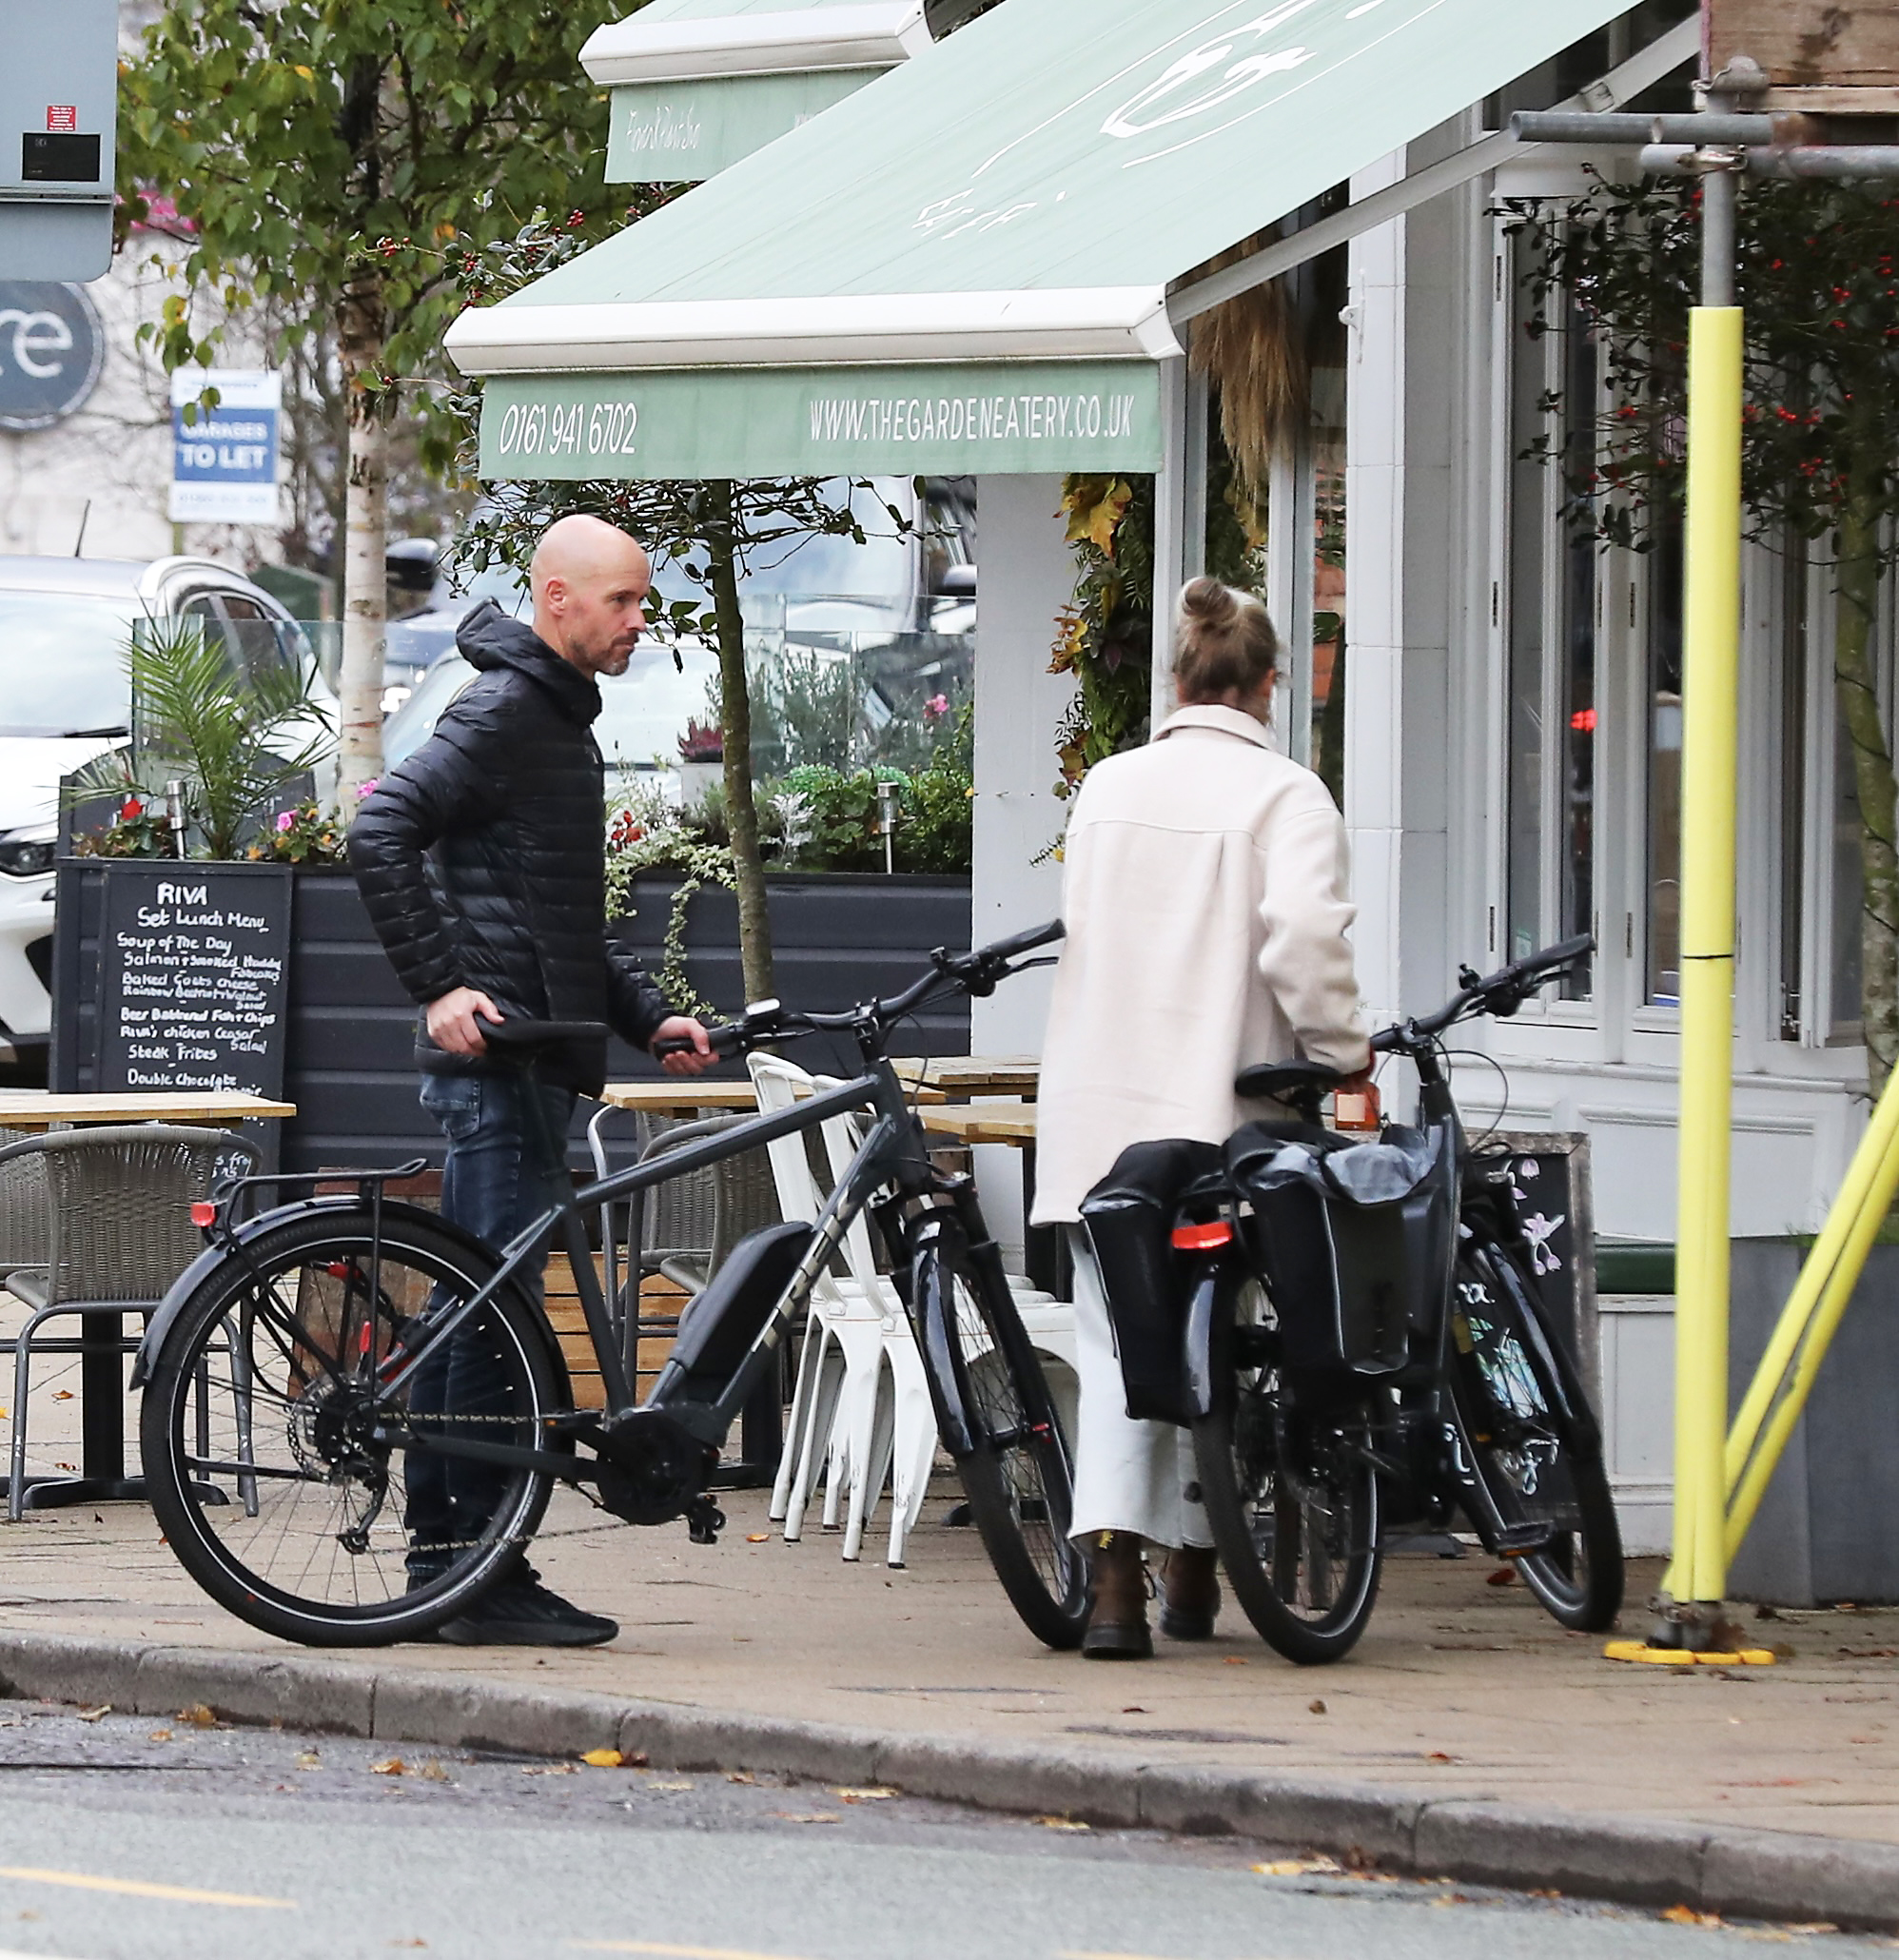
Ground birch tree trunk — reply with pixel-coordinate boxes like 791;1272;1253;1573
1833;492;1899;1096
335;271;387;813
706;481;774;1002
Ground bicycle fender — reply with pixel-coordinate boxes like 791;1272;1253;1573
1478;1241;1603;1456
1183;1256;1230;1421
910;1216;979;1458
129;1197;571;1414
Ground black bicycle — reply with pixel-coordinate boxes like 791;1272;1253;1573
133;922;1087;1650
1103;935;1623;1666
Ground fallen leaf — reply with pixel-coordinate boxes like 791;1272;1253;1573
177;1703;216;1728
418;1759;450;1783
1425;1751;1456;1763
624;1751;649;1767
293;1751;321;1770
746;1533;771;1543
53;1462;75;1472
1485;1566;1517;1587
1223;1656;1248;1666
1662;1905;1722;1927
1121;1706;1149;1715
370;1757;407;1776
51;1390;73;1401
1035;1815;1090;1832
647;1779;693;1792
772;1811;839;1824
519;1763;578;1777
726;1771;756;1785
580;1748;627;1769
74;1706;109;1722
390;1941;427;1950
1253;1856;1340;1877
833;1786;896;1803
1308;1699;1327;1715
147;1730;173;1743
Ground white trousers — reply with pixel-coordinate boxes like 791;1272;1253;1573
1067;1228;1212;1549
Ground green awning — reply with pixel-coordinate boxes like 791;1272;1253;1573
583;0;930;183
480;359;1161;479
452;0;1637;478
605;69;879;182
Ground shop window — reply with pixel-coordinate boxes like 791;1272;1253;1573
1503;233;1597;999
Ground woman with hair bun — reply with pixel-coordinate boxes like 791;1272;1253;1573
1031;577;1371;1659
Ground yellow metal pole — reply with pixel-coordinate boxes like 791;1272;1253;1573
1670;301;1744;1610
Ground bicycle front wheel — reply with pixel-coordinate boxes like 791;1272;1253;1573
1192;1264;1382;1666
140;1206;567;1647
1450;1238;1624;1632
913;1217;1088;1650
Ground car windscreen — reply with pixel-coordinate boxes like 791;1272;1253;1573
0;592;138;735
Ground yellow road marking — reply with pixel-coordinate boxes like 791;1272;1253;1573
572;1944;819;1960
0;1868;295;1910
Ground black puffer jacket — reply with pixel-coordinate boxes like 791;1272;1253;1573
347;604;673;1091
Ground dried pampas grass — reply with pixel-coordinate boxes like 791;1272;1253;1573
1186;229;1309;507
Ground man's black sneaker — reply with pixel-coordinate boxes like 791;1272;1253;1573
437;1578;618;1648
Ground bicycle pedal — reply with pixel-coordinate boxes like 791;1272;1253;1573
1491;1523;1554;1557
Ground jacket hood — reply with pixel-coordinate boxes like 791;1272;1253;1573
457;600;600;725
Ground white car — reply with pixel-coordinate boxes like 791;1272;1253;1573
0;555;332;1073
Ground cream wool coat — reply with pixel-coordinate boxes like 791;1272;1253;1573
1031;704;1370;1224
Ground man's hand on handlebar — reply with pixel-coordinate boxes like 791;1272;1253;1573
427;986;503;1057
651;1015;716;1077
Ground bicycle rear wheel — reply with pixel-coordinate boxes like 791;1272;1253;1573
1449;1238;1624;1632
1192;1264;1381;1665
913;1218;1088;1650
140;1206;567;1647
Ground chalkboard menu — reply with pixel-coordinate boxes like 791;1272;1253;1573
96;863;294;1102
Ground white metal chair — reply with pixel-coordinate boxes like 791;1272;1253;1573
748;1053;898;1552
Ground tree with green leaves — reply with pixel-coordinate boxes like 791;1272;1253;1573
1516;176;1899;1094
116;2;633;805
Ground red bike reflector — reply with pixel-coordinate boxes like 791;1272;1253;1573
190;1201;217;1228
1171;1220;1233;1251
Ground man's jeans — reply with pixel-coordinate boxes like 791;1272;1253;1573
407;1071;576;1579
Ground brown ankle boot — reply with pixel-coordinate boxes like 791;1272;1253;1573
1159;1545;1221;1640
1083;1532;1152;1659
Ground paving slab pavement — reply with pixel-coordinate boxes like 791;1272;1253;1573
1;1480;1894;1861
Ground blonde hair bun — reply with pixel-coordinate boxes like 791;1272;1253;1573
1172;578;1277;704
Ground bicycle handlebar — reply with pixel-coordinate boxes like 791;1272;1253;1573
651;919;1067;1062
1374;932;1595;1052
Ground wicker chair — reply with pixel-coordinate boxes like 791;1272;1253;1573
0;1146;49;1280
1;1125;257;1519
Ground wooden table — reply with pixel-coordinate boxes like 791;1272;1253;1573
0;1090;297;1131
0;1089;297;1513
597;1082;764;1116
921;1103;1037;1145
891;1055;1040;1099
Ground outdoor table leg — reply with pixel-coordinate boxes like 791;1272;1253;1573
18;1309;147;1512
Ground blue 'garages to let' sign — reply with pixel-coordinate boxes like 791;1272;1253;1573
169;368;281;524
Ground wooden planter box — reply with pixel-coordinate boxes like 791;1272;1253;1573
52;862;971;1173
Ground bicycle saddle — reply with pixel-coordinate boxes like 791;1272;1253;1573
480;1019;612;1053
1235;1059;1344;1103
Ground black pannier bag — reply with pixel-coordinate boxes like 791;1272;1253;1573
1079;1138;1225;1424
1225;1122;1455;1377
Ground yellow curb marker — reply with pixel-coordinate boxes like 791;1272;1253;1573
0;1868;295;1909
1603;1640;1776;1667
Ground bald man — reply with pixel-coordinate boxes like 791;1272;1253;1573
350;514;713;1647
